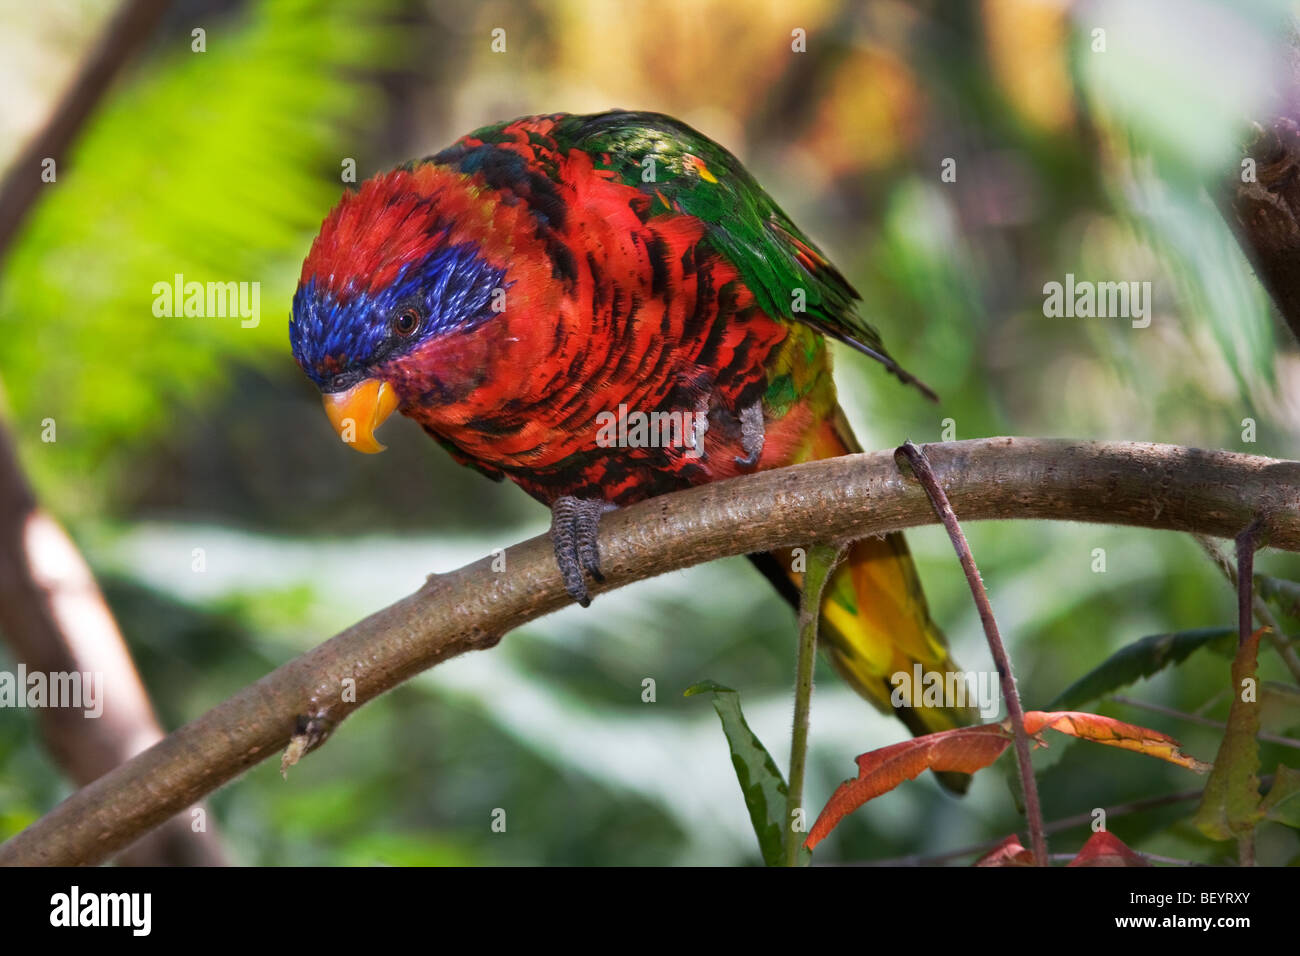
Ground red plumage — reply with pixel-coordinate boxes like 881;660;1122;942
300;116;792;505
290;112;975;742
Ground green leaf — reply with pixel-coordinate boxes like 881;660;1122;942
1046;628;1236;711
1261;766;1300;830
1193;631;1265;840
0;0;412;516
685;680;801;866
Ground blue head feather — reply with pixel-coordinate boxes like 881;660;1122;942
290;241;508;391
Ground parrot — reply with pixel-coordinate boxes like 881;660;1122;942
289;110;977;747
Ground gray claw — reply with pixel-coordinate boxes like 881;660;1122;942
734;401;766;468
550;496;610;607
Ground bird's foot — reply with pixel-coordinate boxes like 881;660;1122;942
550;496;610;607
734;401;766;468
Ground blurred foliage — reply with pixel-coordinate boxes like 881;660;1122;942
1;0;1300;866
0;0;409;516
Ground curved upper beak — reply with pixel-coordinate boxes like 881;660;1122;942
321;378;400;454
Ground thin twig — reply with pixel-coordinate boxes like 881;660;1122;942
1238;830;1257;867
1191;687;1229;718
1236;522;1261;648
0;0;171;264
3;438;1299;866
1194;534;1300;682
785;543;845;867
895;441;1047;866
1235;520;1262;868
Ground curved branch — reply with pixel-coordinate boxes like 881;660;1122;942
2;437;1298;866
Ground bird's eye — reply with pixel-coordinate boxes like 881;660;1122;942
392;308;421;337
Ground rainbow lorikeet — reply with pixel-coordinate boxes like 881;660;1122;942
290;110;976;741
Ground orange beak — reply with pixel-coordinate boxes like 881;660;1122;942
321;378;400;454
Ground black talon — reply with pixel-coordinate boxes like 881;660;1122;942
550;496;610;607
734;401;766;468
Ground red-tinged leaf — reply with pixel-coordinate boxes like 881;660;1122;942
1068;831;1150;867
974;834;1035;867
804;725;1013;851
1194;629;1266;840
1023;711;1213;772
806;710;1210;851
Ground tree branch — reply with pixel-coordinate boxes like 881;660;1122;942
1;437;1298;866
0;0;171;265
0;419;226;865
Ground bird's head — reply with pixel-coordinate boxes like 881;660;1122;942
290;164;512;453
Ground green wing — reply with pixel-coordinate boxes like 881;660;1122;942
553;110;936;400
